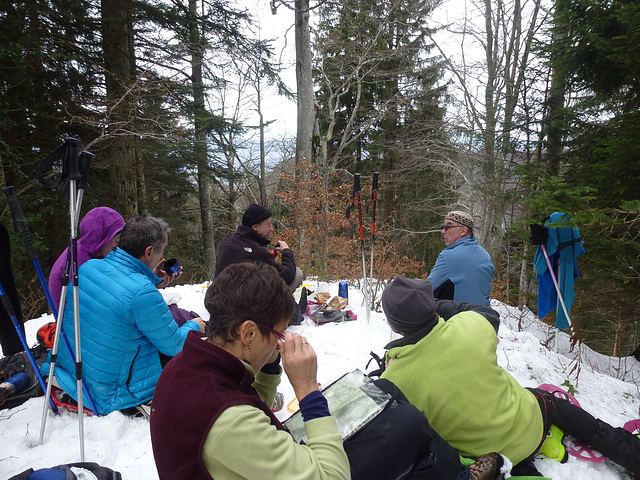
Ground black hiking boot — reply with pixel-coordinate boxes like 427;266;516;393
468;453;502;480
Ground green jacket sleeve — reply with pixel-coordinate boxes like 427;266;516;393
203;404;350;480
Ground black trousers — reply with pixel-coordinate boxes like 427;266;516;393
0;221;25;356
344;378;467;480
513;387;640;476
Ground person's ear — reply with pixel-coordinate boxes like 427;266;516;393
144;245;154;260
238;320;257;347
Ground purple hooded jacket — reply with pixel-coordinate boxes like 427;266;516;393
48;207;125;311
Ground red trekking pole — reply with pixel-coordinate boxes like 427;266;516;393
354;174;370;322
368;172;379;311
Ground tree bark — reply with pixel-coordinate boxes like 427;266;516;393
101;0;139;219
257;77;267;205
295;0;315;166
189;0;216;276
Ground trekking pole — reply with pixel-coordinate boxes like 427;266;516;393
37;138;90;460
3;186;57;310
540;244;572;329
354;174;370;322
368;172;378;313
2;186;97;415
0;280;58;413
529;223;572;330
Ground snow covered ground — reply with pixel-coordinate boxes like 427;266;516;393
1;279;639;479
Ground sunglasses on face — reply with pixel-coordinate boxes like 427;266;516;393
253;321;286;341
442;225;464;231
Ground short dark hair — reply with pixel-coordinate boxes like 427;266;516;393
118;214;170;259
204;262;295;343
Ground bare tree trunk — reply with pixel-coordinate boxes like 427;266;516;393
101;0;138;219
436;0;543;284
518;242;531;309
189;0;216;276
137;148;147;214
257;79;267;204
295;0;314;166
614;315;623;357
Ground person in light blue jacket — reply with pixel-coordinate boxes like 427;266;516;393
42;215;204;414
427;211;495;306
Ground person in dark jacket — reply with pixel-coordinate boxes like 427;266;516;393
214;204;303;291
0;221;25;356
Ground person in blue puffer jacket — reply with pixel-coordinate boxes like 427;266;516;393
42;215;205;414
428;211;495;306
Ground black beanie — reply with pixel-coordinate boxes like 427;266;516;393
242;204;272;227
381;276;438;335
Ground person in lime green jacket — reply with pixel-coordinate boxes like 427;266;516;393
380;276;640;477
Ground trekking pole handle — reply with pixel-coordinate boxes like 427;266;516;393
371;172;379;193
354;173;361;194
2;187;38;261
76;151;95;190
63;138;82;181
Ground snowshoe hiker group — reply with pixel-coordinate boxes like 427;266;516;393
149;261;503;480
3;203;640;480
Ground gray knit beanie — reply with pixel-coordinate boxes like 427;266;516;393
381;276;438;335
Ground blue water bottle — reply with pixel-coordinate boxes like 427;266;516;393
338;281;348;300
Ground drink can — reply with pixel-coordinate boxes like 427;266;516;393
163;258;181;276
338;281;348;300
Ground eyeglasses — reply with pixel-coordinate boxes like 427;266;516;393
442;225;464;232
253;321;286;341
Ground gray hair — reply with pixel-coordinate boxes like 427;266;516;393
119;214;170;259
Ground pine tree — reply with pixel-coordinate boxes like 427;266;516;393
314;0;449;268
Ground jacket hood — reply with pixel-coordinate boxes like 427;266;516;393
78;207;125;259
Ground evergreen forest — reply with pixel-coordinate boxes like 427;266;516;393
1;0;638;357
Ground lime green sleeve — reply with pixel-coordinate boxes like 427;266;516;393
203;404;350;480
253;368;281;408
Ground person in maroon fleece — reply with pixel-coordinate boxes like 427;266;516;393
150;262;348;480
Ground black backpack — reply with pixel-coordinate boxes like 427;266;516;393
8;462;122;480
0;344;48;410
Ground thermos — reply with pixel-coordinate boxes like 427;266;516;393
338;281;348;300
0;372;30;398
